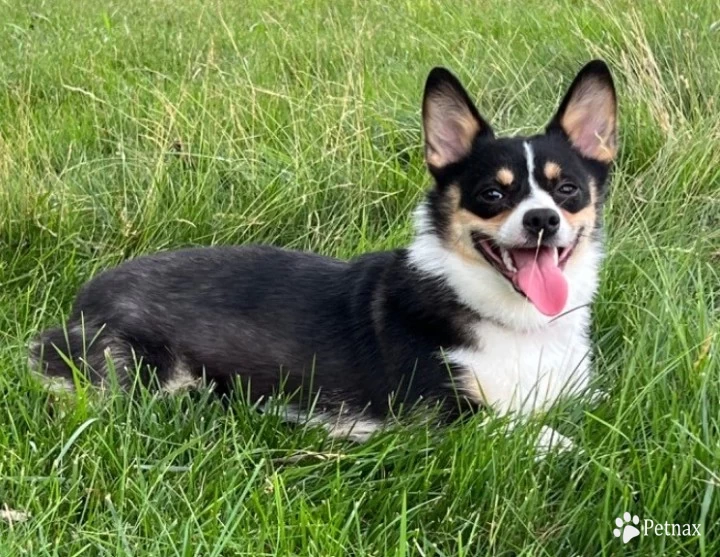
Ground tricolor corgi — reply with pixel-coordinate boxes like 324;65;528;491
31;60;617;450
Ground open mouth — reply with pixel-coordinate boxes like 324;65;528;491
471;231;581;317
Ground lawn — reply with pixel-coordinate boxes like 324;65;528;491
0;0;718;554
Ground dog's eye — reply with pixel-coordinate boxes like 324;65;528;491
479;188;504;202
557;182;578;195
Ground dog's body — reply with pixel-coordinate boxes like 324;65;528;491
31;61;617;446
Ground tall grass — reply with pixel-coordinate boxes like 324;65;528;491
0;0;718;554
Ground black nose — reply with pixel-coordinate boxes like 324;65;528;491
523;208;560;238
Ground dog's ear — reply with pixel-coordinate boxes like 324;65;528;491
547;60;617;163
422;67;493;175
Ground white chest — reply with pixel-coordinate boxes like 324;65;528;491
446;315;592;415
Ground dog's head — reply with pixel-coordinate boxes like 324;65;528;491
413;61;616;325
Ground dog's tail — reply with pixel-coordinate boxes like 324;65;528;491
28;322;135;391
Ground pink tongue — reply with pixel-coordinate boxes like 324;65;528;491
511;247;568;316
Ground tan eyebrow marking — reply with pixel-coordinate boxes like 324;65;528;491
496;167;514;186
544;161;561;180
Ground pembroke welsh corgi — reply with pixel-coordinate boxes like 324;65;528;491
31;60;617;450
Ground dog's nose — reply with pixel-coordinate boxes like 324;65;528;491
523;208;560;238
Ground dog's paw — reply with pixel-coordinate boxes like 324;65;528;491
535;426;574;459
585;388;610;407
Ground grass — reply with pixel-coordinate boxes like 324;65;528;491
0;0;718;554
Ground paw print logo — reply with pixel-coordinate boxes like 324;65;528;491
613;512;640;544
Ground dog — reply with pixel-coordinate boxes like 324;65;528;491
30;60;617;450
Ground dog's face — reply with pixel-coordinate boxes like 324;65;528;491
416;61;616;323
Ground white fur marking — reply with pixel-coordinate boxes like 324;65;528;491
524;141;539;192
28;340;75;393
38;375;75;393
162;363;201;393
264;400;382;442
0;508;31;524
447;317;592;415
535;426;575;456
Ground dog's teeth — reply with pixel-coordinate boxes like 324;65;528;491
500;248;516;272
553;248;559;265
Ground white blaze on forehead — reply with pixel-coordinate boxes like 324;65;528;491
522;140;560;209
523;141;540;192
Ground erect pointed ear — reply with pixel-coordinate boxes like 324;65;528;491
547;60;618;163
422;67;493;175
